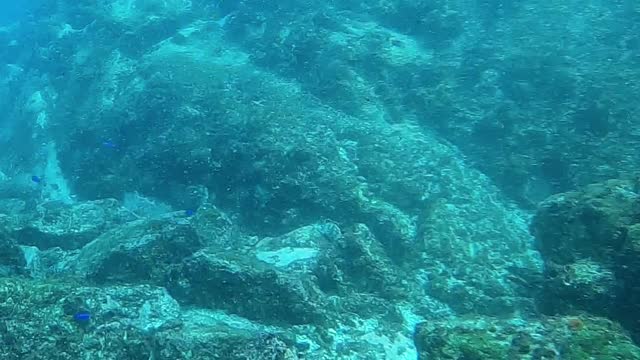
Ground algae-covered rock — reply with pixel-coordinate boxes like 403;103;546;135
189;202;239;248
10;198;137;250
337;223;408;299
0;231;25;276
168;249;328;326
537;258;618;316
531;179;640;339
560;317;640;360
414;315;640;360
0;277;180;360
0;277;301;360
74;215;204;283
253;222;340;272
419;190;541;316
531;179;640;266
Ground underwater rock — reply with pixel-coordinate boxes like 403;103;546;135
531;179;640;266
537;258;618;316
337;223;408;299
9;199;137;250
414;315;640;360
531;179;640;339
159;311;302;360
51;18;535;278
189;203;243;249
168;249;328;326
425;264;534;317
0;231;26;276
74;215;204;283
418;187;541;316
223;0;640;212
253;222;341;274
0;277;302;360
19;245;78;279
354;194;418;263
253;221;411;303
0;278;179;359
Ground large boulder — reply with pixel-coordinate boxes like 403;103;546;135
531;179;640;266
0;277;302;360
168;249;328;326
74;214;204;283
531;179;640;339
7;199;136;250
414;315;640;360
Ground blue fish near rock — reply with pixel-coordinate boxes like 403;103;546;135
102;140;118;149
31;175;49;187
185;209;196;217
73;311;91;323
31;175;56;188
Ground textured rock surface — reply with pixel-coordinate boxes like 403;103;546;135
0;231;25;276
168;249;328;326
1;0;639;357
9;199;136;250
0;277;301;360
531;179;640;340
74;215;204;283
415;315;640;360
532;179;640;265
221;0;640;209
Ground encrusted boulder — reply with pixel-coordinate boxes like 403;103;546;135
337;223;408;299
253;222;341;277
536;258;618;315
168;249;328;326
189;203;239;248
0;231;25;276
414;315;640;360
252;221;409;301
418;191;542;316
9;199;136;250
74;215;204;283
531;179;640;339
531;179;640;266
0;277;301;360
0;278;181;360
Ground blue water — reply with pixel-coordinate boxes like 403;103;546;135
0;2;26;24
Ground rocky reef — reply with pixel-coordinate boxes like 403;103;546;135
1;0;639;358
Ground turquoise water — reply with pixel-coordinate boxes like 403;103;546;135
0;2;33;24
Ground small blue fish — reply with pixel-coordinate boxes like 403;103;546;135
73;311;91;323
102;140;117;149
185;209;196;217
31;175;50;187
